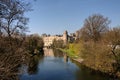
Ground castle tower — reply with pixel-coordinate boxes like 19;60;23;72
75;31;79;40
63;30;68;44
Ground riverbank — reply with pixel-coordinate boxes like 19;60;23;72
58;48;84;63
58;48;79;58
59;48;120;80
71;58;119;80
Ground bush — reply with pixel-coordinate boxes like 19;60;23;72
25;35;44;55
0;37;28;80
81;41;115;74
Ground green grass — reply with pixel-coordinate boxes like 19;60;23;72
59;48;79;59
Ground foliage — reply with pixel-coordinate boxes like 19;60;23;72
64;14;120;78
79;26;120;77
51;39;65;48
0;0;36;79
0;36;28;80
103;26;120;76
80;14;110;41
25;34;44;55
81;41;114;73
61;40;83;58
0;0;30;37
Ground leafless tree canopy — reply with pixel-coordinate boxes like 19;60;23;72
81;14;110;41
0;0;30;37
0;0;32;79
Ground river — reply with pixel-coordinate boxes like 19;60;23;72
19;49;111;80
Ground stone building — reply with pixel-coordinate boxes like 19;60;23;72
42;31;68;47
42;30;79;47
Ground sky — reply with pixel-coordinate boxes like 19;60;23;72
26;0;120;35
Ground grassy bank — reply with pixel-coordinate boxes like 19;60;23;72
59;48;79;58
59;39;120;79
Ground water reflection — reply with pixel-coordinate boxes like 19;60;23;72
26;48;65;75
53;49;64;57
64;53;68;63
20;48;113;80
44;48;68;62
27;55;43;75
44;48;54;57
44;48;65;57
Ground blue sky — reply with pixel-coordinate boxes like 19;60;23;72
26;0;120;35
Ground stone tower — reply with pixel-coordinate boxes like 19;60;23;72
75;30;79;40
63;30;68;44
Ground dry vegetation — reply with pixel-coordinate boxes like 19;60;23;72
0;0;44;79
67;14;120;78
0;37;28;79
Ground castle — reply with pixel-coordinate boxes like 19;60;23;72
42;30;79;47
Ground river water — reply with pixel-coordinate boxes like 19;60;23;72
19;49;111;80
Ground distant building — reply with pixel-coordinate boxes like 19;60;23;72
41;33;47;37
42;30;78;47
42;31;68;47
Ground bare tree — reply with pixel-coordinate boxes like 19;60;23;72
105;27;120;75
0;0;32;79
0;0;30;37
81;14;110;41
